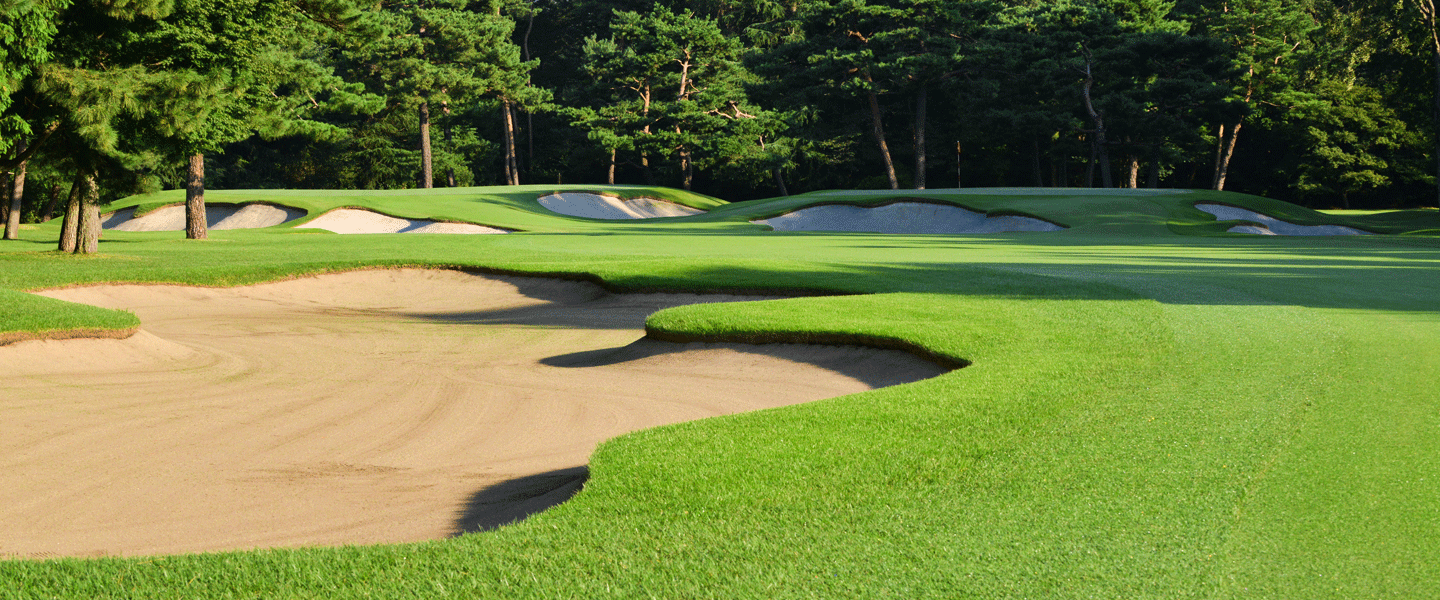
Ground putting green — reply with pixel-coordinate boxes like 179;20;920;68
0;187;1437;598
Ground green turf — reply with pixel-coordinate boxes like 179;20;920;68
1;186;1437;598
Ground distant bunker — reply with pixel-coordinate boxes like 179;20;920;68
1196;203;1371;236
103;203;305;231
294;208;508;234
538;192;706;220
753;201;1064;234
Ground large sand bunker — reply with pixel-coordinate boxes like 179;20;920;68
103;203;305;231
753;202;1063;234
1;270;945;558
538;192;706;219
296;208;508;234
1196;203;1371;236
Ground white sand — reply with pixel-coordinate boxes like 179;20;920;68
1196;203;1371;236
295;208;508;234
103;203;306;231
1;270;945;557
537;192;706;219
753;202;1063;234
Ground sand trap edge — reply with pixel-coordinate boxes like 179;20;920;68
293;207;513;234
536;192;708;220
751;198;1068;233
103;202;308;231
12;266;963;372
1195;202;1374;236
0;326;139;347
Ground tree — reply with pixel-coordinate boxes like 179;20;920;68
1192;0;1317;190
350;0;541;188
571;4;776;190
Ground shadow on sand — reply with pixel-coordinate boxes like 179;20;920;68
451;466;590;535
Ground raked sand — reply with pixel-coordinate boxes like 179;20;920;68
0;270;944;558
537;192;706;219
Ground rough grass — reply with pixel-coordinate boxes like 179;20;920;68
1;186;1438;598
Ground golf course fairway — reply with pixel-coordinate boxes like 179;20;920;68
1;186;1437;599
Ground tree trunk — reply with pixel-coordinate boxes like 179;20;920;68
40;181;65;221
1086;134;1096;188
1081;59;1113;188
676;124;693;191
607;148;616;185
774;169;789;196
419;101;433;188
59;176;80;252
1214;120;1242;190
913;86;927;190
1126;150;1139;189
4;150;25;240
502;99;520;185
680;147;693;190
186;153;207;240
955;141;963;188
76;172;100;254
865;86;899;189
443;101;456;187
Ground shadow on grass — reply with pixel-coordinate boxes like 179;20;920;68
451;466;589;535
542;338;954;387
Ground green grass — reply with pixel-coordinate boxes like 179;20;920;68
2;186;1438;598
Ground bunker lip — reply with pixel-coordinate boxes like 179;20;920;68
1195;202;1374;236
293;207;511;234
102;202;306;231
1;269;949;558
537;192;707;220
751;198;1066;234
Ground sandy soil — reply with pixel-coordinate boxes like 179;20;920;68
103;204;306;231
754;202;1063;234
296;208;508;234
1196;203;1371;236
537;192;706;219
0;270;945;559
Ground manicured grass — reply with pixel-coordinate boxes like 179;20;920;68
2;186;1438;598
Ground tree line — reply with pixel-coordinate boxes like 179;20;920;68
3;0;1438;251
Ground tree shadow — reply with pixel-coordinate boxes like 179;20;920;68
451;466;590;535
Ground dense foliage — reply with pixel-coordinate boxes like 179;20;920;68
2;0;1438;213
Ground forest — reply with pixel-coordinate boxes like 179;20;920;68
3;0;1439;237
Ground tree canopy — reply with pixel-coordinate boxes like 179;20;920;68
3;0;1437;238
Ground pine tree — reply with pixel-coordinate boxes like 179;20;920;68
349;0;541;188
571;4;775;190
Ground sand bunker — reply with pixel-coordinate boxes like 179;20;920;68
754;202;1063;234
296;208;508;234
103;203;305;231
1196;203;1371;236
537;192;706;219
1;270;945;558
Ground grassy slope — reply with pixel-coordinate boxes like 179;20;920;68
1;187;1438;598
